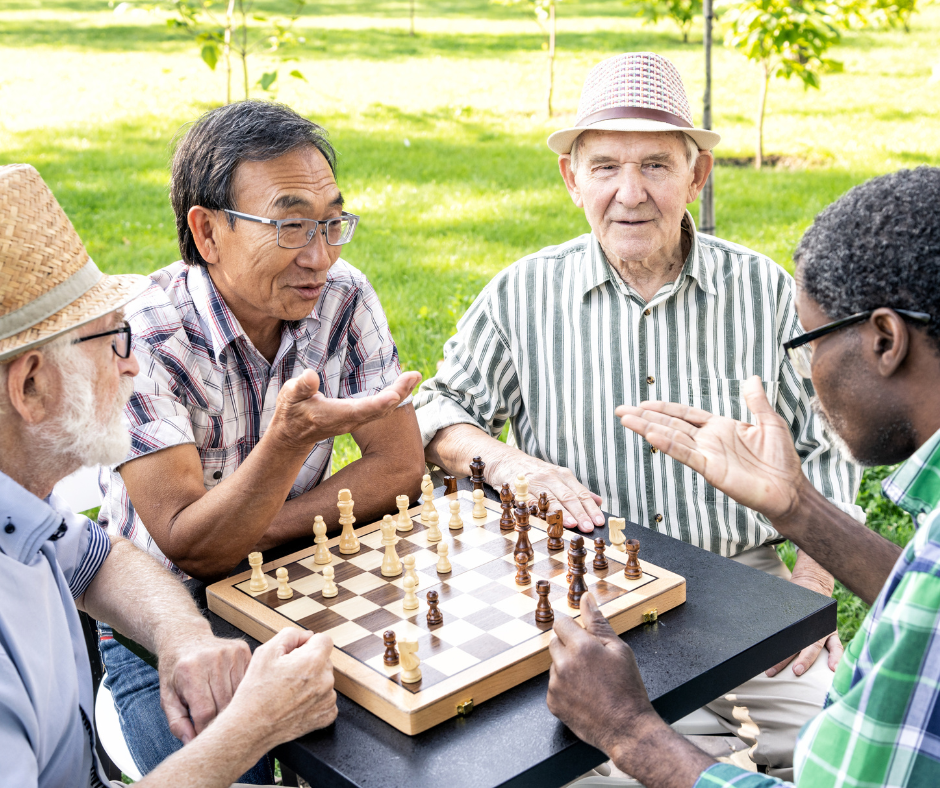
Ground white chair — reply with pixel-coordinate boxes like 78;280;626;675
53;465;102;513
95;676;141;780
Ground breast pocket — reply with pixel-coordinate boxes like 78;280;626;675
200;447;238;491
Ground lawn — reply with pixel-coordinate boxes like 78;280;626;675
3;0;935;642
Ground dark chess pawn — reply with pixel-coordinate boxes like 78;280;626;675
537;492;550;520
535;580;554;624
469;456;486;491
593;538;609;571
383;630;400;666
567;535;588;609
426;590;443;625
514;550;531;586
499;482;515;532
624;539;642;580
514;504;535;564
546;510;565;551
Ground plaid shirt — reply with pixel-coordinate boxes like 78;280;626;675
98;260;404;575
695;428;940;788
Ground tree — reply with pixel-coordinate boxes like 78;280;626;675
722;0;843;168
625;0;703;43
495;0;562;117
838;0;923;32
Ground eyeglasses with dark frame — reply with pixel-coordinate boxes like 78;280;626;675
72;320;133;359
223;209;360;249
784;308;931;379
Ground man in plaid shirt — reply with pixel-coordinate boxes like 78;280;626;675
548;168;940;787
96;101;424;782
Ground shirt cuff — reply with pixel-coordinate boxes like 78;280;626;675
68;519;111;600
415;396;490;447
694;762;792;788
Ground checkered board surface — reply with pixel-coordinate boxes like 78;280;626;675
207;491;685;734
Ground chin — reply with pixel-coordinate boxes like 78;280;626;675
810;395;916;467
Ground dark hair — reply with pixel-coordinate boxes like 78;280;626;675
795;166;940;349
170;101;337;267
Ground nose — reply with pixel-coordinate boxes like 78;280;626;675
120;349;141;378
614;166;648;208
294;227;335;271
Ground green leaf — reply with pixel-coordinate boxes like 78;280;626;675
200;43;219;71
258;71;278;91
289;69;306;81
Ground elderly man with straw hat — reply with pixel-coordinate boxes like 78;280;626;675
414;53;863;776
0;163;338;787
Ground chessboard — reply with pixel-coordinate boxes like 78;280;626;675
207;489;686;735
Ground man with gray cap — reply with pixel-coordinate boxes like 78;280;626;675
414;52;862;776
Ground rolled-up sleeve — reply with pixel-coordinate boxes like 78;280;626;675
44;495;112;599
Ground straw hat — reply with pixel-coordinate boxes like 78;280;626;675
547;52;720;155
0;164;150;362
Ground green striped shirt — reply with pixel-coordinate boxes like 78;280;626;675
414;214;862;556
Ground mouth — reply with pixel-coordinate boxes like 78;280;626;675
291;284;325;300
614;219;652;226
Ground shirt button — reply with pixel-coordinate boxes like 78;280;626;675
654;513;663;523
643;309;651;316
4;522;14;534
650;446;658;454
646;375;655;384
213;470;223;480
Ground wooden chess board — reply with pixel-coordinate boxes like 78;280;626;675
207;491;686;735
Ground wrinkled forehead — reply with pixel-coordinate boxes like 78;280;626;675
231;145;340;213
576;129;689;158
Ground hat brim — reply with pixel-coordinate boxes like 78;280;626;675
0;272;151;362
547;118;721;155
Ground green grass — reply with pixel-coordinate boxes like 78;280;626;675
5;0;936;648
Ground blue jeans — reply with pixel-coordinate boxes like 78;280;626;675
98;625;273;783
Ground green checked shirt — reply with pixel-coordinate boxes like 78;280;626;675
696;428;940;788
414;214;862;556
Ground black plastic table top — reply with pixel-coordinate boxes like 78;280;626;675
192;482;836;788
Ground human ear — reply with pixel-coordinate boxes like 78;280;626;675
558;155;584;208
5;351;51;424
869;308;909;377
687;151;714;204
188;206;224;266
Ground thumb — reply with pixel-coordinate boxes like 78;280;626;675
742;375;775;421
579;593;618;643
287;369;321;402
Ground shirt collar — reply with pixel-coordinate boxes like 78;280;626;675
187;265;248;363
0;470;65;564
580;211;717;299
882;428;940;520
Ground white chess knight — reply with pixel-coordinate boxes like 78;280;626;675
381;515;403;577
609;517;626;551
399;639;421;684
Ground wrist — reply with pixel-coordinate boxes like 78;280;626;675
770;475;818;540
155;619;215;665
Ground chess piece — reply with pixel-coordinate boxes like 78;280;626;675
513;503;535;564
381;515;403;577
546;510;565;551
402;576;419;610
276;567;293;599
322;565;338;598
535;580;554;624
420;474;435;523
514;550;531;586
469;456;486;491
313;515;331;565
537;491;550;521
383;631;400;666
624;539;642;580
567;536;589;608
426;590;443;625
436;542;452;574
444;475;458;495
593;538;609;571
426;510;442;542
448;499;464;530
514;473;530;507
403;554;419;590
609;517;626;552
395;494;413;532
499;483;515;532
248;551;267;592
337;488;360;555
399;640;422;684
472;489;487;520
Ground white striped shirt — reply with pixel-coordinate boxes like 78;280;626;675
414;214;863;556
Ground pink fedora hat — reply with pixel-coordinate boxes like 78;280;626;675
547;52;720;154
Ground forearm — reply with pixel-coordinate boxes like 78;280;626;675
608;715;715;788
774;480;901;605
427;423;525;486
77;537;211;656
790;548;834;596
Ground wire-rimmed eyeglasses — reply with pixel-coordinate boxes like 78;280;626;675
783;309;931;379
72;320;132;359
224;209;360;249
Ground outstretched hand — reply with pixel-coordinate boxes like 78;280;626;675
615;376;805;523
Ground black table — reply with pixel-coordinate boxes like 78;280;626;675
180;480;836;788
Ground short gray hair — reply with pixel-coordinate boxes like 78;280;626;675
569;130;700;173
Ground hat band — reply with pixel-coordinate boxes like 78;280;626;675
0;259;103;342
578;105;693;130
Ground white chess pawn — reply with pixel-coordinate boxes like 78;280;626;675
448;500;464;530
322;565;338;598
381;515;403;577
436;542;452;574
276;567;293;599
313;515;331;565
402;576;419;610
472;488;487;520
426;510;442;543
396;494;413;532
403;554;418;589
420;474;435;523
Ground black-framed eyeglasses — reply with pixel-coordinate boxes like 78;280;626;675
784;309;931;379
224;209;360;249
72;320;132;359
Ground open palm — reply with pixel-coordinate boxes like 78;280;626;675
615;376;804;521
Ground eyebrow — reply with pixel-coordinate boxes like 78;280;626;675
273;192;345;213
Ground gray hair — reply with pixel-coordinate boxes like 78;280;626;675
170;101;337;268
569;130;700;173
0;332;72;419
795;166;940;351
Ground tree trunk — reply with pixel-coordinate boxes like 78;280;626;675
224;0;235;104
410;0;415;36
699;0;715;235
545;1;555;118
241;0;249;100
756;64;769;170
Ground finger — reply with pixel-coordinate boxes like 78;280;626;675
285;631;334;666
619;416;699;455
551;611;585;648
616;406;700;439
553;484;597;531
790;638;825;677
742;375;776;422
633;400;716;426
579;593;618;643
258;626;314;660
162;689;197;744
825;633;844;672
388;371;422;397
643;428;708;476
764;653;796;677
180;676;219;735
290;369;322;401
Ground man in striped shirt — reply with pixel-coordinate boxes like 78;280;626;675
548;168;940;787
414;53;861;776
